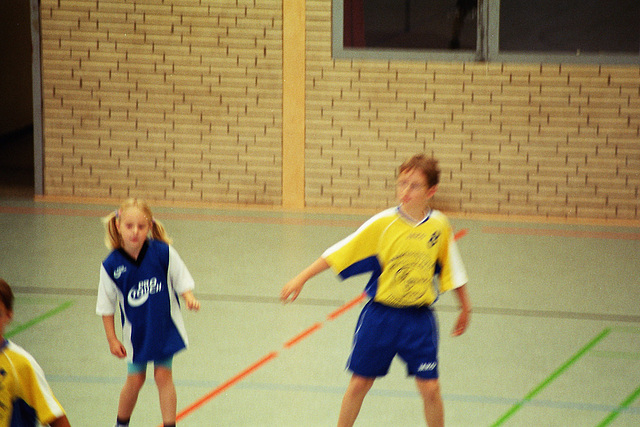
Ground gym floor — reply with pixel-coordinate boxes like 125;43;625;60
0;197;638;426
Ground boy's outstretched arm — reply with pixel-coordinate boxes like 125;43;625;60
280;257;330;303
451;284;471;336
50;415;71;427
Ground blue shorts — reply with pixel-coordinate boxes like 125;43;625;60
347;300;439;379
127;356;173;375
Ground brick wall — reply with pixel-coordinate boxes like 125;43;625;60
40;0;640;220
306;1;640;220
41;0;282;204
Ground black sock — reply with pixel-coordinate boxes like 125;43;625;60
116;417;130;427
164;424;176;427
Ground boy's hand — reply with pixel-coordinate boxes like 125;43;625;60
451;308;471;336
280;277;305;303
451;285;471;336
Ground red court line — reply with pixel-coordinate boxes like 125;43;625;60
454;228;468;240
0;205;365;228
172;295;367;425
284;322;324;348
172;227;471;424
327;293;366;320
175;351;279;422
482;226;639;240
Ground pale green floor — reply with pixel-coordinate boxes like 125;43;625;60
0;198;639;426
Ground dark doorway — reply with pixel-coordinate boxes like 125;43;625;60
0;0;35;197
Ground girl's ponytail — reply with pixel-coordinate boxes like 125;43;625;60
103;210;122;249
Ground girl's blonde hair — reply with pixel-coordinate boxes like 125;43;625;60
103;198;172;249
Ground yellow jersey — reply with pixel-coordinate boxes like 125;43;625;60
323;207;467;307
0;340;66;426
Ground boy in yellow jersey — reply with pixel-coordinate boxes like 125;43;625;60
281;154;471;427
0;279;70;426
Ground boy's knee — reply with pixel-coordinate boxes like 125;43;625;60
416;378;441;402
348;374;376;396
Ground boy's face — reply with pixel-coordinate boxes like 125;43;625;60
396;167;437;213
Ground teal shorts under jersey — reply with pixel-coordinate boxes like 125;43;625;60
127;356;173;374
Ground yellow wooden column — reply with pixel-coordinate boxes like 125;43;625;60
282;0;306;209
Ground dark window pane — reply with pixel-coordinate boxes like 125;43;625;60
499;0;640;54
344;0;477;50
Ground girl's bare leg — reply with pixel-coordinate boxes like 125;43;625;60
117;372;146;421
155;366;177;425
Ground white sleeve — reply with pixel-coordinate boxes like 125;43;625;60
168;246;195;294
448;235;468;289
96;264;118;315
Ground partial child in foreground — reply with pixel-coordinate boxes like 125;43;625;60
0;278;71;426
96;199;200;427
281;154;471;427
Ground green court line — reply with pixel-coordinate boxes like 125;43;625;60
5;300;74;338
591;350;640;360
491;328;611;427
611;325;640;334
596;384;640;426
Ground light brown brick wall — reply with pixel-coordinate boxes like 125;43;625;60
305;1;640;220
41;0;283;204
41;0;640;220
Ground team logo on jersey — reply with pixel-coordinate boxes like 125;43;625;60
127;277;163;307
114;265;127;279
427;231;440;248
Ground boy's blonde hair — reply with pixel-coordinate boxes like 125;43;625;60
399;154;440;188
103;198;172;249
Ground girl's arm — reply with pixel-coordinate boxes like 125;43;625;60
280;257;330;303
451;284;471;336
102;315;127;358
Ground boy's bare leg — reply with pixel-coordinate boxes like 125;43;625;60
118;373;146;421
337;374;375;427
155;366;177;425
416;378;444;427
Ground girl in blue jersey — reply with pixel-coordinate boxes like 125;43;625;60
96;199;200;427
0;279;71;427
281;155;471;427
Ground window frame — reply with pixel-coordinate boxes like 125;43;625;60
332;0;640;65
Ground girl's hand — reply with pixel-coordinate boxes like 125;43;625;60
109;339;127;358
183;291;201;311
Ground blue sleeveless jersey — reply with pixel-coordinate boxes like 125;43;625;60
97;240;194;363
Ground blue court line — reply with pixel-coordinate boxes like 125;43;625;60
46;375;640;417
5;300;75;338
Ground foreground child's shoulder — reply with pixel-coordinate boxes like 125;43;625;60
429;210;453;228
